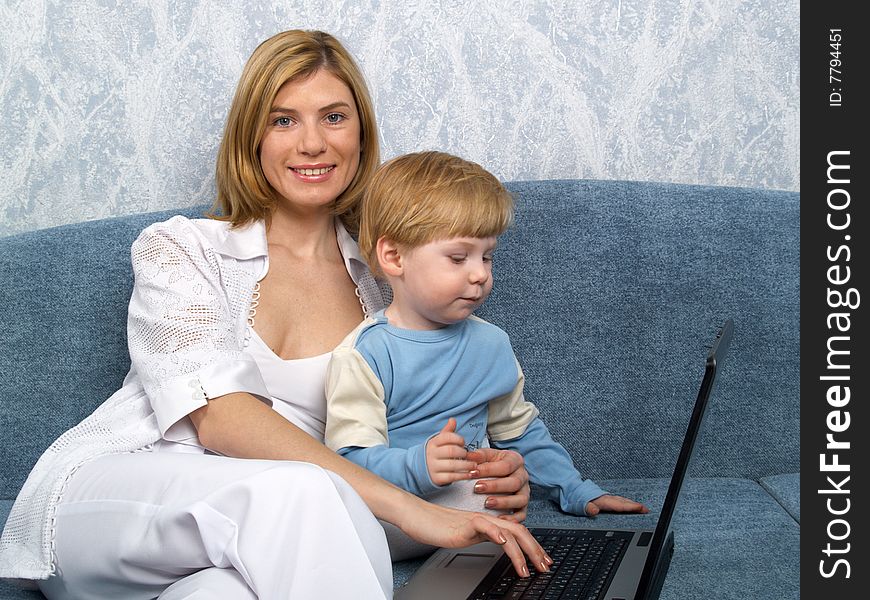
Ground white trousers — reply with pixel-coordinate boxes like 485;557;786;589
38;452;392;600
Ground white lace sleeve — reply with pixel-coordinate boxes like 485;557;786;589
127;216;268;438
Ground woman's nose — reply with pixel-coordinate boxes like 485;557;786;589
298;126;327;155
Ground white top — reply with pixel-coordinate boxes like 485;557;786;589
0;215;387;581
244;328;331;441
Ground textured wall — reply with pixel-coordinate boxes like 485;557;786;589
0;0;799;237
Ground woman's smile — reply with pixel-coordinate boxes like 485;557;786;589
289;163;337;182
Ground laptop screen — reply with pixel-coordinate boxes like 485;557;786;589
634;319;733;598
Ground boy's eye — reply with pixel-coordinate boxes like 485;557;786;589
483;255;493;263
449;255;467;264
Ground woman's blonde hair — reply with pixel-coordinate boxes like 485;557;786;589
211;30;379;232
358;151;514;275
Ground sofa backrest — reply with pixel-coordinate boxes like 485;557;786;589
0;180;799;500
0;205;202;499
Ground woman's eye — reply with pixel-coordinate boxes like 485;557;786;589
273;116;293;127
325;113;346;124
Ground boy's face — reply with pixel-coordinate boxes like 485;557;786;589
388;236;497;330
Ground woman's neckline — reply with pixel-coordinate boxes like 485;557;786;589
248;326;332;363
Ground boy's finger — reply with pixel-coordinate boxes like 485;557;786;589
439;417;457;434
432;441;469;458
435;471;478;484
433;457;477;472
430;432;467;449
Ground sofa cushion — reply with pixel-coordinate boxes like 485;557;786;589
0;582;41;599
476;180;799;482
759;472;800;522
0;207;205;498
393;477;800;599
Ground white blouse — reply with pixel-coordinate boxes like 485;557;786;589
245;327;331;441
153;326;334;452
0;215;387;581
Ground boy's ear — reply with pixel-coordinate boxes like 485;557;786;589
376;237;404;277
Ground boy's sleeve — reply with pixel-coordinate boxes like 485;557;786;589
486;357;538;440
324;345;389;451
339;443;441;496
488;358;606;516
324;345;441;497
492;418;607;516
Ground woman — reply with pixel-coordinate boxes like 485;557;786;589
0;30;548;599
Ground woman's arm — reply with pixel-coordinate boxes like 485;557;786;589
191;392;551;576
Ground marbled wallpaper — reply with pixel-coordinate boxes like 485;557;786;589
1;0;799;237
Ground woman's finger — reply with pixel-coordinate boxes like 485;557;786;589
471;517;529;577
473;474;528;495
435;471;479;485
473;516;550;577
483;496;529;520
497;511;526;523
466;448;524;478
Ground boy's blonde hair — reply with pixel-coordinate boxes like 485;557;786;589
358;151;514;275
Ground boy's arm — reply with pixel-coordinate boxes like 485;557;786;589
491;418;606;516
325;346;442;496
487;358;605;516
339;443;442;496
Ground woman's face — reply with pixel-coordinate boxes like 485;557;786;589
259;69;362;214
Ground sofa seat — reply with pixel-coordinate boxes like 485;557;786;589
392;475;801;599
759;473;800;523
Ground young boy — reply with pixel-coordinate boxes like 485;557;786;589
325;151;646;557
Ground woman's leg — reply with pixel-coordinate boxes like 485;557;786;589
158;568;255;600
39;452;392;599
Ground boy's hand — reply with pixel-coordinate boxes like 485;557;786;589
426;418;478;486
584;494;650;516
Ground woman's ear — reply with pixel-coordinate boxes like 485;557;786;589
376;237;404;277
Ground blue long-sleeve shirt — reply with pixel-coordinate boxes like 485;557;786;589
324;311;606;514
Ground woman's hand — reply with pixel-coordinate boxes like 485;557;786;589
465;447;530;521
398;498;552;578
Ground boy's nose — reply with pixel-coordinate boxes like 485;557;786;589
468;262;489;284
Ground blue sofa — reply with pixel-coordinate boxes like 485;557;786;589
0;179;799;599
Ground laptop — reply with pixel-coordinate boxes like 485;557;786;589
395;319;733;600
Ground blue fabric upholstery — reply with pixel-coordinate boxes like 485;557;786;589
760;473;801;523
0;180;799;599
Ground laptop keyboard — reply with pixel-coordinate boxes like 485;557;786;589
468;528;631;600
